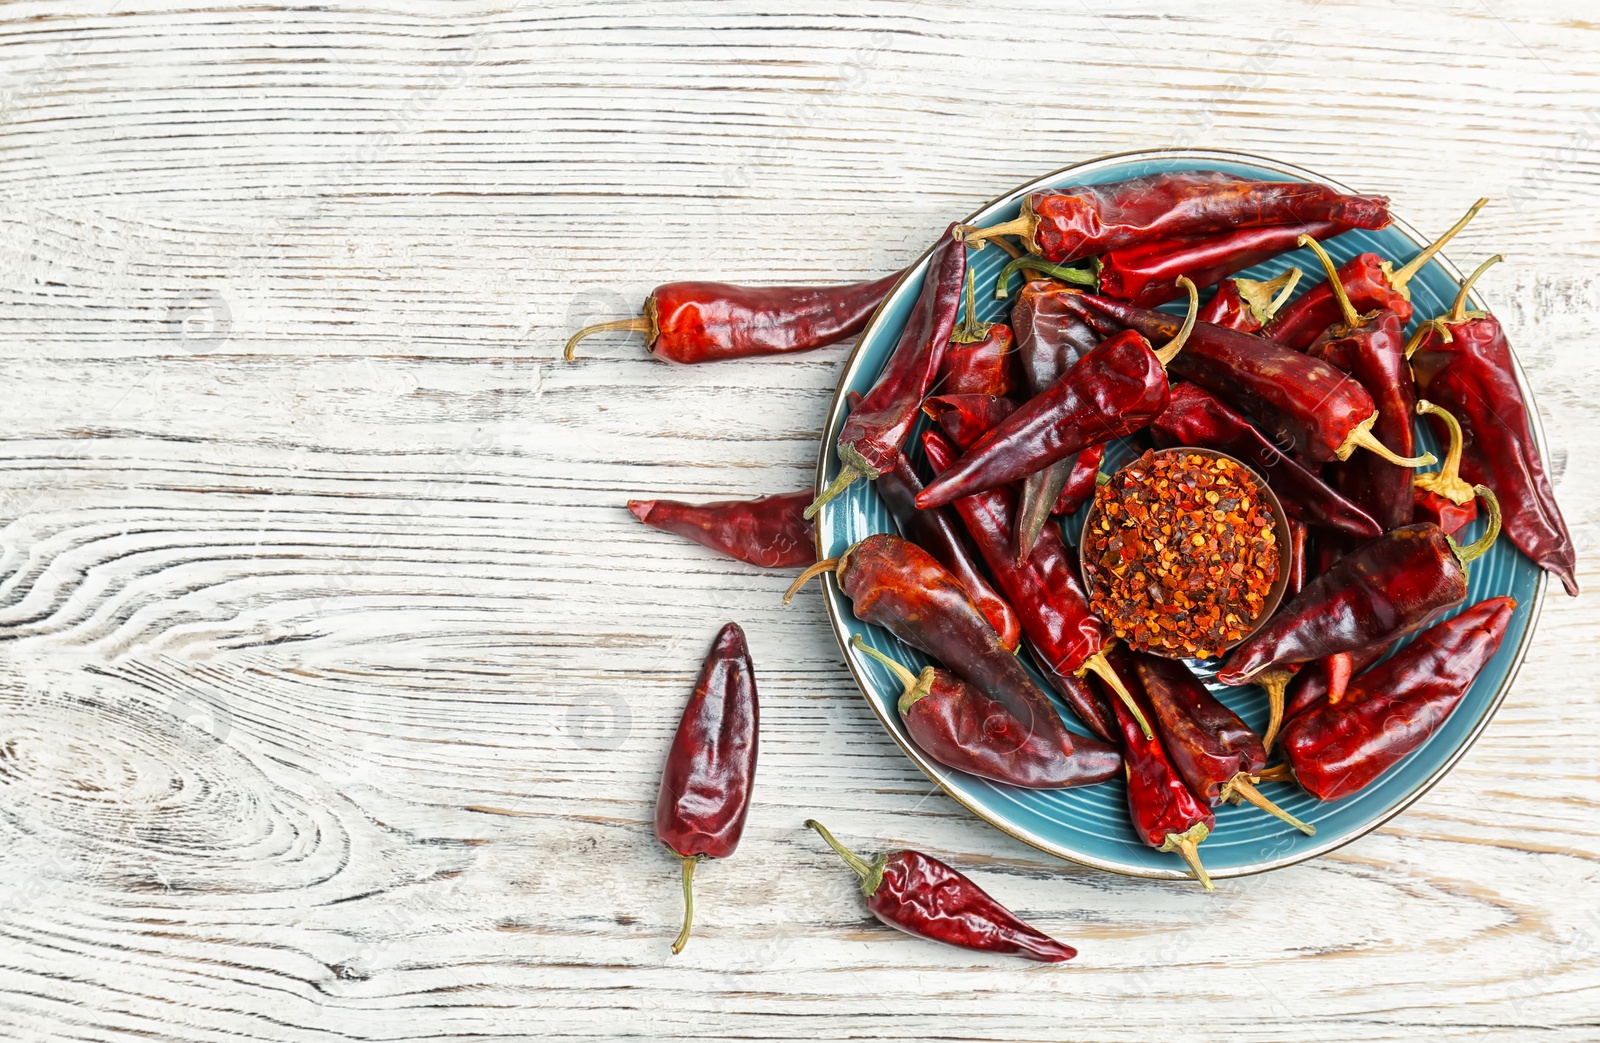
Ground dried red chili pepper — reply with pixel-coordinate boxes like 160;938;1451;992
1099;222;1331;307
923;428;1142;741
1412;401;1477;537
916;279;1199;510
851;637;1121;787
1103;662;1215;890
1280;596;1516;800
1063;292;1434;468
1196;269;1303;333
876;450;1021;651
1218;485;1502;688
807;230;966;517
1149;382;1383;539
1409;256;1578;595
959;171;1390;263
1052;443;1105;517
1265;199;1485;350
564;271;901;363
628;492;815;569
784;533;1077;755
804;820;1077;961
656;622;758;954
1286;521;1309;597
1132;651;1314;835
938;269;1016;396
922;393;1018;449
1299;235;1418;531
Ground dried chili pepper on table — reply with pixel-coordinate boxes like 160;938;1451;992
958;170;1391;263
784;533;1078;755
564;271;902;362
1149;382;1382;539
804;820;1077;961
1132;652;1314;835
1409;255;1578;595
1098;221;1329;306
1063;292;1435;468
807;229;966;516
922;393;1018;449
851;637;1120;787
915;278;1200;509
923;429;1141;742
876;450;1021;651
1265;199;1486;350
628;492;815;569
1196;269;1302;333
655;623;758;954
1299;234;1418;531
1412;401;1477;536
1280;596;1516;800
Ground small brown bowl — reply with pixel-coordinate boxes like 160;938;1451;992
1078;446;1291;660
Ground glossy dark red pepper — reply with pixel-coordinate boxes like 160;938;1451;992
1149;382;1382;539
1132;652;1314;835
655;622;758;954
1281;596;1516;800
851;637;1120;788
1409;256;1578;595
565;271;902;363
939;269;1016;396
629;492;815;569
923;429;1138;742
805;820;1077;961
960;171;1390;263
1196;270;1303;333
922;394;1018;449
876;450;1022;651
808;229;966;516
1265;199;1485;351
1412;400;1478;537
1098;221;1337;306
1052;443;1104;517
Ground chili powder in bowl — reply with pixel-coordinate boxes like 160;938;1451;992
1081;447;1288;660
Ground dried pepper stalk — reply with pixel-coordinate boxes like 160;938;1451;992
1195;269;1303;333
629;492;815;568
805;820;1077;961
1099;222;1330;307
655;623;758;953
565;271;901;362
1412;400;1478;536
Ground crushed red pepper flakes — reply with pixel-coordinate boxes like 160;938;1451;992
1084;449;1279;660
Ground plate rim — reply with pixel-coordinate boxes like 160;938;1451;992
812;146;1549;881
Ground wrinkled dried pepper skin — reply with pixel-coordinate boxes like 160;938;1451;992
1265;253;1412;351
923;394;1018;449
1133;652;1263;805
1065;294;1375;462
1415;489;1476;536
649;272;904;363
1098;220;1346;308
939;323;1015;396
629;493;816;568
1411;316;1578;595
656;623;758;860
1281;597;1516;800
1107;663;1215;848
1053;444;1105;516
835;228;967;476
1197;278;1260;332
1309;310;1416;531
1013;172;1390;264
1283;639;1391;722
876;452;1022;652
916;330;1171;508
1149;382;1382;538
1286;521;1309;596
838;534;1075;754
1217;524;1469;685
923;430;1117;742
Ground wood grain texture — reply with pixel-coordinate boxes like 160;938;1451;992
1;1;1598;1040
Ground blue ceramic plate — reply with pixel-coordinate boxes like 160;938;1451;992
812;149;1547;882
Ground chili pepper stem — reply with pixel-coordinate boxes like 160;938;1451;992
1236;268;1303;326
1336;413;1438;467
563;316;654;362
992;255;1097;300
1153;276;1198;368
950;268;994;344
1298;235;1363;329
1404;318;1453;360
804;819;888;896
670;854;702;955
1414;401;1476;505
1257;668;1292;753
851;635;936;714
806;441;884;518
1448;485;1503;565
1255;762;1294;783
1080;652;1153;739
1388;198;1489;296
1448;254;1505;324
957;215;1034;250
1224;773;1316;836
783;557;842;605
1158;822;1214;892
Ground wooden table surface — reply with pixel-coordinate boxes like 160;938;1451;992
2;2;1598;1040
